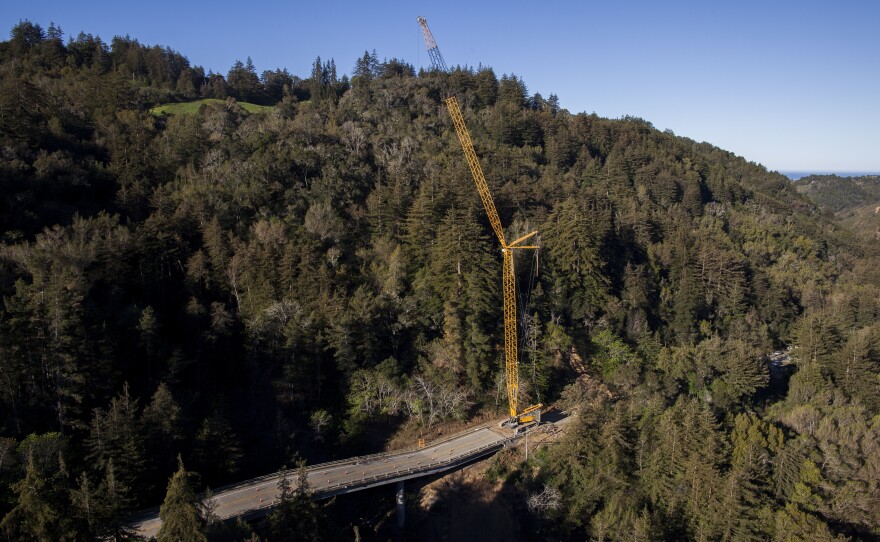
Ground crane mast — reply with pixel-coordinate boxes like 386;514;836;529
417;16;540;424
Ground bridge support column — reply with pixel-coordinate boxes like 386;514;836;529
396;480;405;529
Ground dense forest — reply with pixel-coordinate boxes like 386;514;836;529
1;20;879;541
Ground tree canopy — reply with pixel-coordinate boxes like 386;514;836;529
1;19;879;540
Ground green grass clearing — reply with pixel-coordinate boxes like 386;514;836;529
150;98;274;116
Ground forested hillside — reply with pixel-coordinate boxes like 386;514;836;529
1;21;879;540
795;174;880;213
796;174;880;240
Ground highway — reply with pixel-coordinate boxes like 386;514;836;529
130;424;513;538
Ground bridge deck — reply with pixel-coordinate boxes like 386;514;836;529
131;424;512;538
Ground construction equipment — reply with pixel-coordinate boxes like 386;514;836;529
417;16;542;427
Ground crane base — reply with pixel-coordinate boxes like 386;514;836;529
499;404;543;429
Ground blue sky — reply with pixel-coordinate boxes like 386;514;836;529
4;1;879;172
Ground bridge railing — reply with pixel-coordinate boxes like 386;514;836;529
313;439;507;496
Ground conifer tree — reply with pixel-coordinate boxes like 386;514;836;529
157;458;206;542
1;451;73;540
100;459;134;541
269;461;321;541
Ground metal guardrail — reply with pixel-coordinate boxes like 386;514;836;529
314;439;505;496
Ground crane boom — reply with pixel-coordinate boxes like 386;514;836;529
417;16;449;73
445;96;506;246
417;16;540;422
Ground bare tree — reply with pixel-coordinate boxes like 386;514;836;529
406;373;471;427
527;485;561;516
304;200;343;242
413;374;437;426
309;410;332;442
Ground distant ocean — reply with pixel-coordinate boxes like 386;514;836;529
781;171;880;181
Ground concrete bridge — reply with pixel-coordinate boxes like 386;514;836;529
130;423;519;538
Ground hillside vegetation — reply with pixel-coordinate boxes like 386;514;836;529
1;21;879;540
795;174;880;213
796;174;880;239
150;98;275;116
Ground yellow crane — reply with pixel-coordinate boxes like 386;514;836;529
418;16;541;426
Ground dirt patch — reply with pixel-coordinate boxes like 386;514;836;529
411;458;519;542
407;417;571;542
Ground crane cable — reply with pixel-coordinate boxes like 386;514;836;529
516;243;540;401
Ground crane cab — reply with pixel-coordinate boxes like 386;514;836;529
501;403;543;429
516;403;543;425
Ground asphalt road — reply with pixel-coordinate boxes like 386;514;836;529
131;425;511;538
